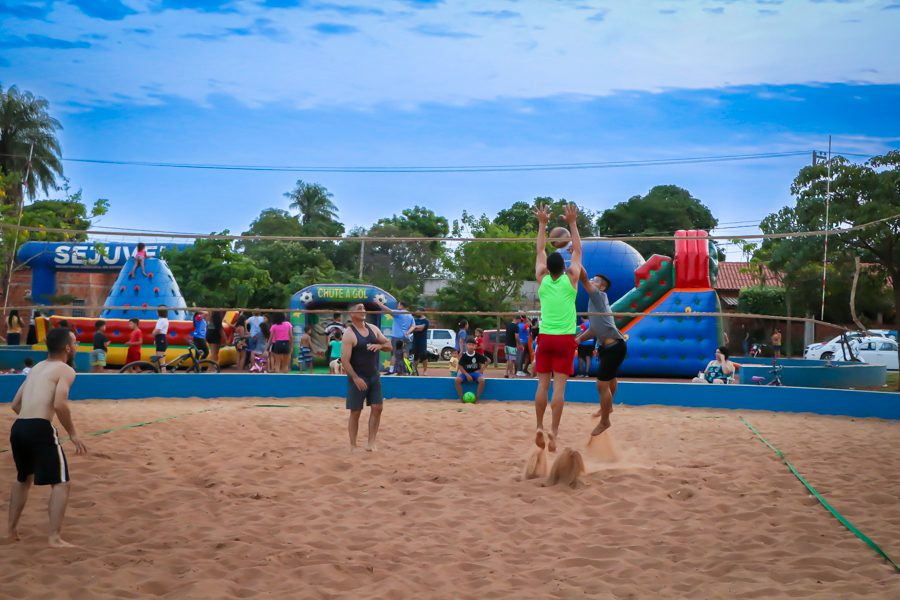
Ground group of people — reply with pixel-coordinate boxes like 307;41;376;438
231;311;295;373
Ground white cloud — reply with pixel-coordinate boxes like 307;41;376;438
3;0;899;110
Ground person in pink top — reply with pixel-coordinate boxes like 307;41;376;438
266;312;293;373
129;242;148;278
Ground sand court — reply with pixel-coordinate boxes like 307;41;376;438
2;397;899;599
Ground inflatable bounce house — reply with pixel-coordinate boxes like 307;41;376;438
32;254;237;368
570;230;723;377
289;284;397;368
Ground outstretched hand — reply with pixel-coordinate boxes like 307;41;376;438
533;204;551;225
563;203;579;225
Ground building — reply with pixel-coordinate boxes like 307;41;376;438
714;262;784;311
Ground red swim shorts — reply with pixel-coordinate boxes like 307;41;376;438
535;334;577;375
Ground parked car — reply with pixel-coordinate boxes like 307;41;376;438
480;329;507;363
851;336;899;371
426;328;456;361
803;329;895;361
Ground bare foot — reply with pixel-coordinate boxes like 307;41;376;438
2;530;20;544
365;443;377;452
48;535;76;548
591;419;611;437
592;409;602;418
547;430;557;453
350;445;361;453
535;429;546;449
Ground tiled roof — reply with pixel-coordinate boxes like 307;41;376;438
715;262;783;291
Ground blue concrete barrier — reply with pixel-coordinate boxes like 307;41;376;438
0;374;897;420
0;347;91;373
738;363;885;389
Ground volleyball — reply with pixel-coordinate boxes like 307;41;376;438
549;226;570;249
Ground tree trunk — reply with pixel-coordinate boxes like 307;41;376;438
849;257;866;333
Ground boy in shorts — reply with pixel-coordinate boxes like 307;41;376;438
91;320;109;373
455;337;487;402
6;327;88;547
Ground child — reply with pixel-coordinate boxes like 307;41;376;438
125;318;143;370
129;242;148;278
449;351;459;378
298;325;314;373
329;330;343;374
153;306;169;371
455;337;487;402
21;357;33;375
191;311;209;359
91;320;110;373
233;315;249;371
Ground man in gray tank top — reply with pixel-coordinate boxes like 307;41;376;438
575;268;627;436
341;303;392;451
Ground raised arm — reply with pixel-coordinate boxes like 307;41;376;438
374;300;394;315
534;204;551;282
565;203;583;287
53;369;87;455
578;266;596;293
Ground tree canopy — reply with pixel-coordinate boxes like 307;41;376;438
0;85;63;200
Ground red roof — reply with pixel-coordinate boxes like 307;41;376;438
715;262;783;291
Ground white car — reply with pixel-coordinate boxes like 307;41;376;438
426;328;457;361
803;329;895;361
851;336;899;371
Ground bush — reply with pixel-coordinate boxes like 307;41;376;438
738;287;787;316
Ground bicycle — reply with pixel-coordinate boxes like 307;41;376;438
119;344;220;373
751;359;783;386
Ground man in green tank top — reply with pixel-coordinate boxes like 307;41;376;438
533;203;582;453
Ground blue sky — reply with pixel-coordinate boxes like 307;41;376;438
2;0;899;258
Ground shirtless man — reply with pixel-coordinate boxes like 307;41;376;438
6;327;87;547
533;203;583;452
341;303;392;451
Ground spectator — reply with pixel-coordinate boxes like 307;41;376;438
129;242;149;278
456;319;469;355
191;311;209;360
7;310;22;345
22;357;33;375
771;328;783;358
267;313;293;373
375;300;416;376
91;320;110;373
233;315;249;371
516;315;530;376
207;311;225;363
455;337;487;403
576;321;594;377
153;306;169;371
329;330;344;374
692;346;736;384
298;325;314;373
324;312;344;339
411;308;430;375
26;310;40;345
504;315;520;378
125;318;143;371
246;312;267;365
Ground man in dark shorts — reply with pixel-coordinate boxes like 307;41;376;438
411;308;430;375
575;268;627;436
7;327;87;547
504;315;520;378
532;203;583;452
341;303;392;451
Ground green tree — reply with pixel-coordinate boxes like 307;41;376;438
164;236;272;309
596;185;718;258
761;151;899;388
0;85;63;201
495;197;595;235
362;206;449;294
437;213;532;329
285;180;343;236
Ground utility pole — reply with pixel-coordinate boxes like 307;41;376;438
819;136;832;321
358;240;365;280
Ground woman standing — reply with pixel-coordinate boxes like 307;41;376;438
6;310;22;345
267;313;293;373
207;311;225;363
456;319;469;355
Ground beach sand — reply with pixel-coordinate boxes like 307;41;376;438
1;397;898;599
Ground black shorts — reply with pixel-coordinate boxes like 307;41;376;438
10;419;69;485
346;374;383;411
155;333;168;352
412;345;428;361
192;337;209;356
577;344;595;359
272;340;290;355
596;340;627;382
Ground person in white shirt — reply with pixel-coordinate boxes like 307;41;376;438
153;306;170;370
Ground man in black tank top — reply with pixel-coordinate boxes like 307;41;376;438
341;303;392;451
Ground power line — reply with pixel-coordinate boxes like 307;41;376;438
2;212;897;243
0;150;814;173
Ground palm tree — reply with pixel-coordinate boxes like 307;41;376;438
0;85;63;201
284;180;339;226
